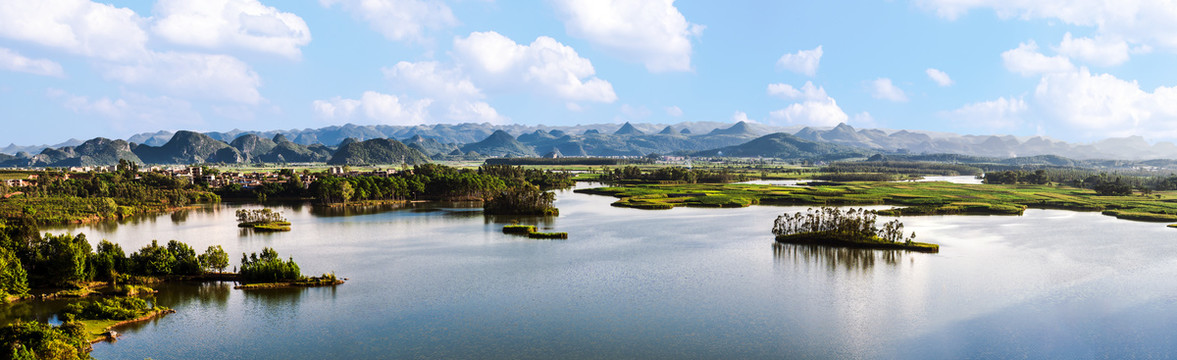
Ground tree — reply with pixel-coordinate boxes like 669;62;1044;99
0;321;92;360
198;245;229;273
167;240;200;275
129;240;175;276
40;233;90;287
0;246;28;298
89;240;125;283
339;181;354;204
239;247;301;282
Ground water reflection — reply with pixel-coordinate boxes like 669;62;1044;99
773;242;904;272
154;282;232;310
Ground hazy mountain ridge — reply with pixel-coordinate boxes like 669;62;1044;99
4;121;1177;167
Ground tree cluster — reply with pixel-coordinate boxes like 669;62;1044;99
773;207;916;244
483;184;558;216
239;247;301;283
235;209;286;224
0;320;92;360
599;166;744;184
0;217;235;296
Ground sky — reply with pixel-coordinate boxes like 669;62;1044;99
3;0;1177;146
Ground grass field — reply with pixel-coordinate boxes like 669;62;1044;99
576;180;1177;225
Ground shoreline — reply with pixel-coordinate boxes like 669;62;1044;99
87;308;176;343
775;232;940;253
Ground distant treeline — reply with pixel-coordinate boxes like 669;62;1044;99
220;164;573;205
0;162;220;223
484;157;627;166
982;169;1177;195
823;160;983;176
598;166;746;184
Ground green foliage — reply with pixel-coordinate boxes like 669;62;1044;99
166;240;200;276
598;166;746;184
89;240;125;282
0;321;92;360
527;232;568;239
198;245;229;273
61;297;153;321
129;240;175;276
39;233;90;287
239;247;301;283
0;246;28;299
483;184;558;216
502;225;537;234
825;160;982;176
0;168;219;225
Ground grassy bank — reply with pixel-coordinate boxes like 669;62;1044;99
576;180;1177;225
238;221;292;231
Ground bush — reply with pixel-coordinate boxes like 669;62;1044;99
61;297;153;321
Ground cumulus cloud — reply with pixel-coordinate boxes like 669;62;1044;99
1055;32;1130;67
942;96;1028;129
152;0;311;59
0;48;64;77
869;78;908;102
453;31;617;104
320;0;456;43
0;0;148;61
768;82;848;126
767;83;802;99
776;46;822;77
313;91;432;125
102;52;262;104
382;61;482;99
731;111;756;123
447;101;507;124
1002;41;1075;77
1034;68;1177;137
916;0;1177;53
666;105;683;117
926;68;953;86
554;0;703;72
48;88;202;129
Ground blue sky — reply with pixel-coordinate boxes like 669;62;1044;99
2;0;1177;146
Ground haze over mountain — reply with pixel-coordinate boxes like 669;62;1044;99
5;120;1177;168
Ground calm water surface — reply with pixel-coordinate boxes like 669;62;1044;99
8;183;1177;359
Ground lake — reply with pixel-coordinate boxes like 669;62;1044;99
9;182;1177;359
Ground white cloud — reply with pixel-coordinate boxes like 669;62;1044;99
870;78;908;102
447;101;507;124
666;105;683;117
102;52;262;104
917;0;1177;53
776;46;822;77
0;48;64;77
48;88;202;129
731;111;755;123
942;96;1028;129
768;82;848;126
1033;68;1177;136
1002;40;1075;77
769;81;829;101
313;91;432;125
0;0;148;61
453;31;617;103
926;68;953;86
382;61;482;99
320;0;456;43
554;0;703;72
1055;32;1130;67
851;112;877;127
767;83;802;99
152;0;311;59
312;96;360;119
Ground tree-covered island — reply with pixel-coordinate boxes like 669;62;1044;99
773;207;939;252
236;209;291;231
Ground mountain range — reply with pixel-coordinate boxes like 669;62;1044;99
4;121;1177;167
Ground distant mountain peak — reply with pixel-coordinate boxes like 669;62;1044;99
614;122;644;135
659;126;675;135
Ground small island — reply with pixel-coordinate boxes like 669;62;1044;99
502;224;568;239
236;209;292;231
773;207;939;253
233;247;344;289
